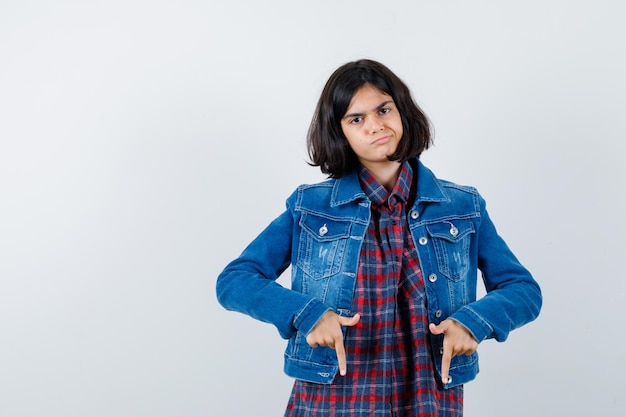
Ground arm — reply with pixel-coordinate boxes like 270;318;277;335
451;198;543;343
431;197;542;384
216;197;331;340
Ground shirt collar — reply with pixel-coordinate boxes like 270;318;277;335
358;161;414;209
330;158;449;207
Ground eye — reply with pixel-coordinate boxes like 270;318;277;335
379;107;391;115
349;116;363;125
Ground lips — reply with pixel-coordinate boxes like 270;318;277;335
372;135;391;145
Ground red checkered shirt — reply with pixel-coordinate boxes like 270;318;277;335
285;162;463;417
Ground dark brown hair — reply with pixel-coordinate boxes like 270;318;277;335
307;59;432;178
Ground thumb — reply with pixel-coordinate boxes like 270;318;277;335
340;313;361;327
429;322;444;335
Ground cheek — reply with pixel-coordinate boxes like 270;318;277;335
340;124;349;139
344;136;359;151
394;119;404;138
341;127;360;145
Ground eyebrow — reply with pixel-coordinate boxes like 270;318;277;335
343;100;393;120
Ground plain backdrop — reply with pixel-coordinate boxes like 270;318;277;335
1;1;625;416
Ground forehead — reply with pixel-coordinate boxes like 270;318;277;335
346;84;393;110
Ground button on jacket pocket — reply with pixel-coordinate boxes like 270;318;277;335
297;213;352;280
426;219;475;281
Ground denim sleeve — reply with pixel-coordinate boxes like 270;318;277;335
450;196;543;343
215;193;331;340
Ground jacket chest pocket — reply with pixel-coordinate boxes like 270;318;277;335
296;213;351;280
426;219;474;282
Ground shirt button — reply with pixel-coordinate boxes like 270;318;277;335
410;210;419;219
435;310;443;318
428;273;437;283
418;237;428;245
446;376;453;384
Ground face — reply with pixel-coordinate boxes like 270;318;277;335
340;83;403;171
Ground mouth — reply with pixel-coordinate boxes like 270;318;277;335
372;135;391;145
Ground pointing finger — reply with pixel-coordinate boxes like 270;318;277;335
440;341;452;385
335;337;347;376
430;322;452;384
336;314;360;376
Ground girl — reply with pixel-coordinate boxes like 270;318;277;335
216;59;542;416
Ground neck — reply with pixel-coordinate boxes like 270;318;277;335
362;161;402;192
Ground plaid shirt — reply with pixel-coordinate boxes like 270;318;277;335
286;162;463;417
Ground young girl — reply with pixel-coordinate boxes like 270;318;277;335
216;59;542;416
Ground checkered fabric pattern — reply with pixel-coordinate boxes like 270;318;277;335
285;162;463;417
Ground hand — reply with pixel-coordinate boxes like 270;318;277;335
306;311;361;376
429;320;478;384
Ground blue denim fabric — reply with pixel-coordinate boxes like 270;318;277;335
216;159;542;387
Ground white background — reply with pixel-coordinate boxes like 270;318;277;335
1;1;625;416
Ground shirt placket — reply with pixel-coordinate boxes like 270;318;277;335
384;198;406;414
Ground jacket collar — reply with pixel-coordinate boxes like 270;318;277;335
330;158;449;207
413;158;450;204
330;168;367;207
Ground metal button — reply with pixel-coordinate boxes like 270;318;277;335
410;210;419;219
319;224;328;236
435;309;443;318
440;347;444;355
446;376;452;384
418;237;428;245
428;273;437;283
450;225;458;237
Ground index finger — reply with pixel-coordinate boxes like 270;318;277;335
440;342;452;385
335;337;347;376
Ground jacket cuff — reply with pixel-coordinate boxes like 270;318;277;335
293;298;333;336
450;305;494;343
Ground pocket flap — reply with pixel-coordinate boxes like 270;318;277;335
300;213;352;242
426;219;474;242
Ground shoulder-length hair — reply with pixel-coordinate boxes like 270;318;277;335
307;59;432;178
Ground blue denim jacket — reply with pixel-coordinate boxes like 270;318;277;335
216;159;542;388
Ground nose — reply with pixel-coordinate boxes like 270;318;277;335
368;116;384;134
